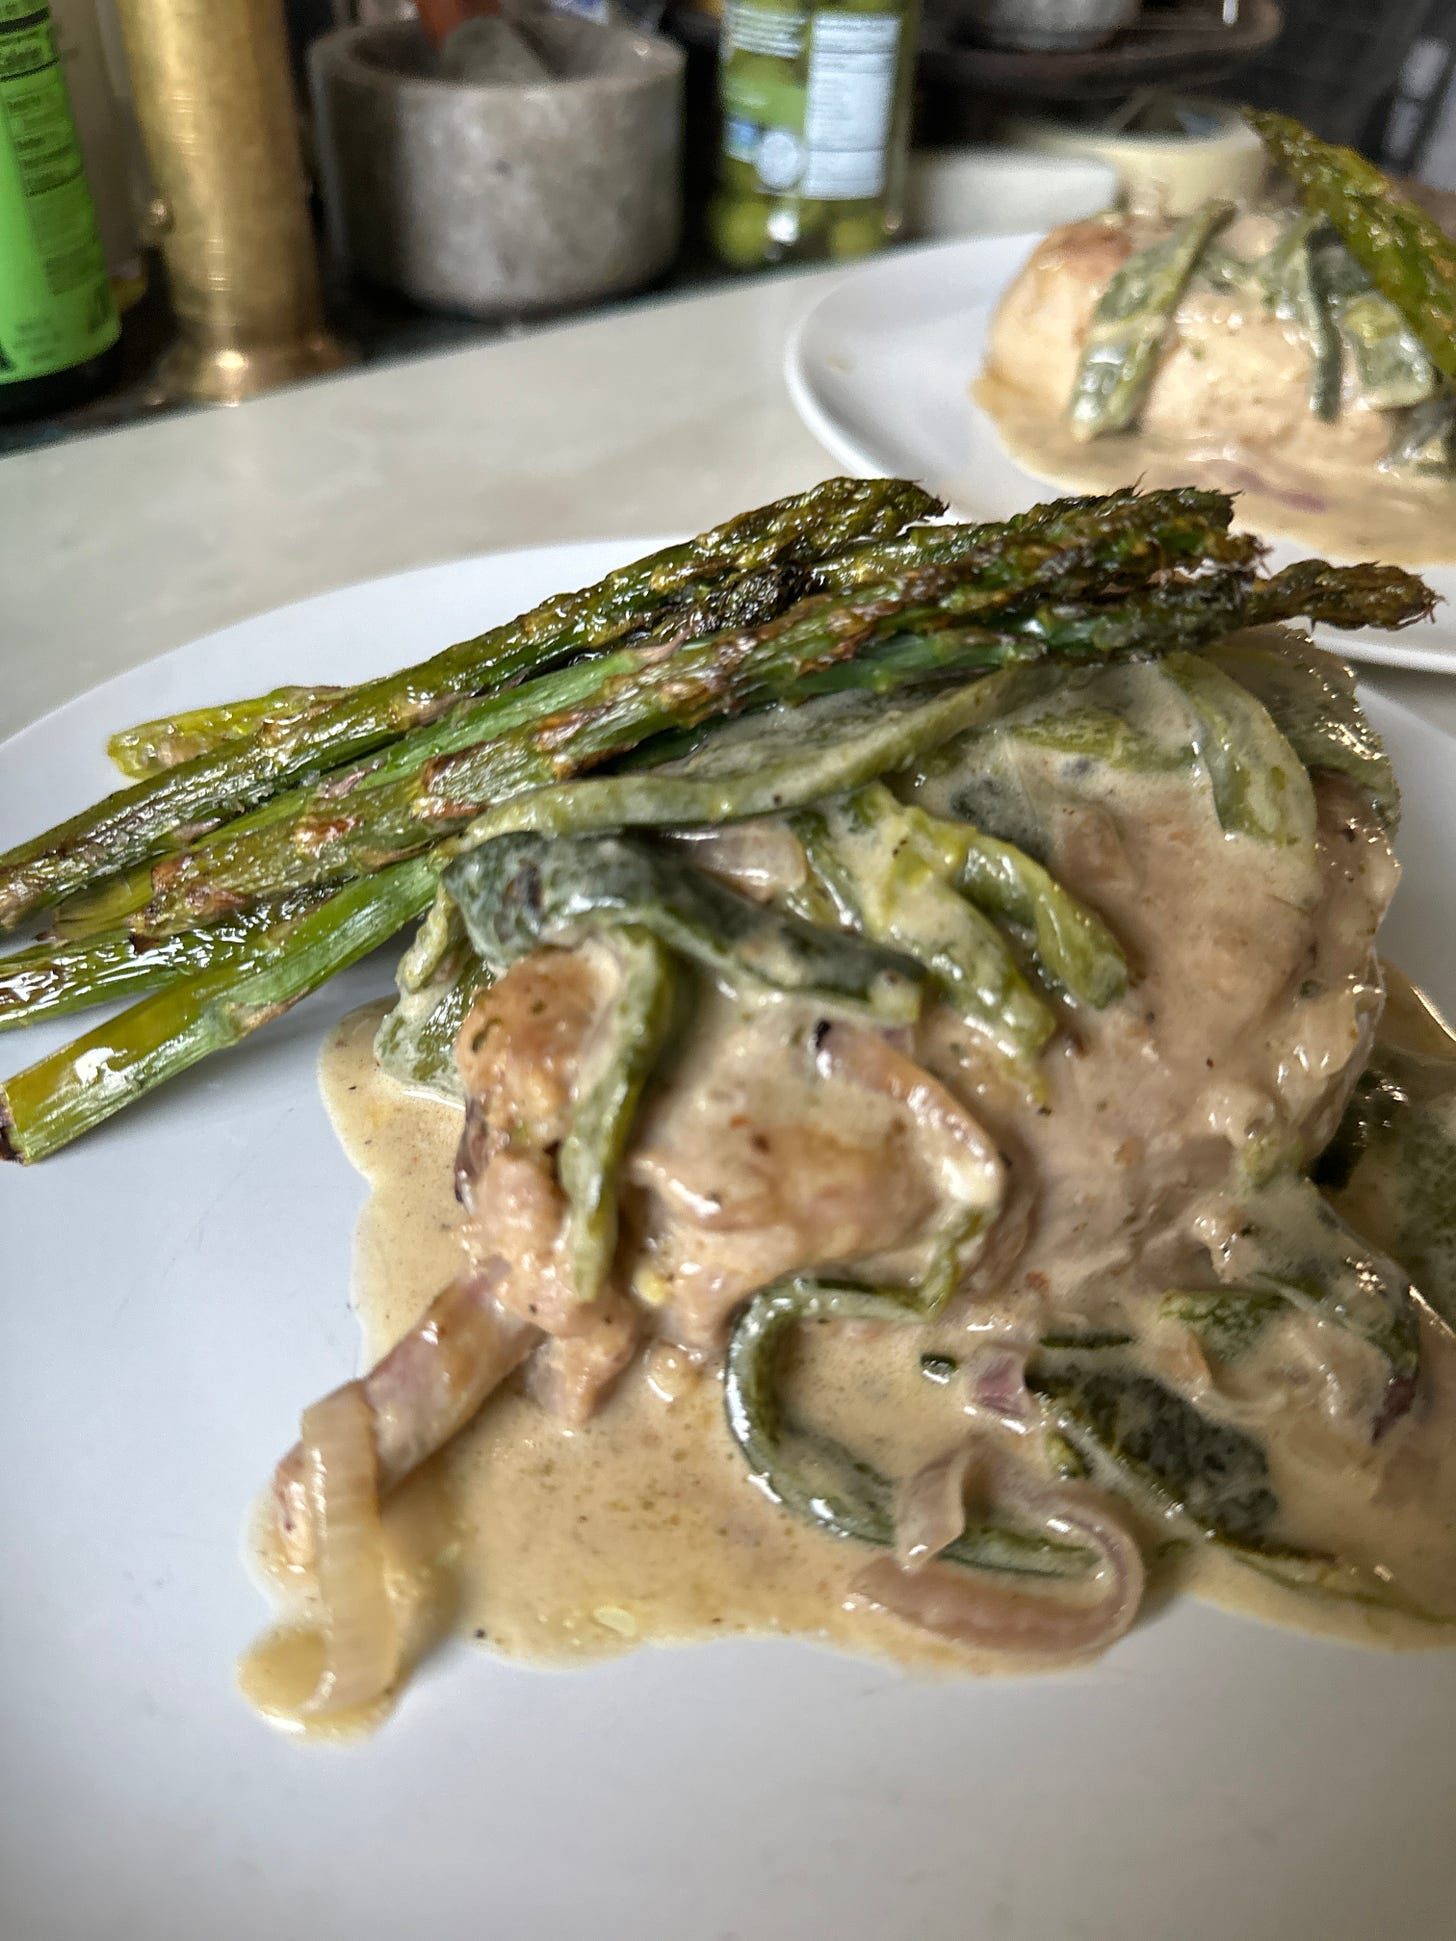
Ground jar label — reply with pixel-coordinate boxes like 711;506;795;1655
0;5;119;385
803;13;900;200
720;0;902;202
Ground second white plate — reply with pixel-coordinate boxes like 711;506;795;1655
786;233;1456;675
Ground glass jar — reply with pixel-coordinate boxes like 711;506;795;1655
0;0;120;422
709;0;919;269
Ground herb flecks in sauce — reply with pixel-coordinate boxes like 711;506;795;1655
249;633;1456;1730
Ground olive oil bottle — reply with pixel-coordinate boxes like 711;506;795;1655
710;0;919;269
0;0;120;422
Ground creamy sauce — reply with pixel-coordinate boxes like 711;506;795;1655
280;1003;993;1682
976;369;1456;570
251;967;1456;1717
245;667;1456;1722
973;210;1456;567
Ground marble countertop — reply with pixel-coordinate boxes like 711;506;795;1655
2;263;1453;743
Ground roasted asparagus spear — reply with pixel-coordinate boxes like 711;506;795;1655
1248;109;1456;384
0;478;939;929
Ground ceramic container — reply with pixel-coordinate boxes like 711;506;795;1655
310;19;684;318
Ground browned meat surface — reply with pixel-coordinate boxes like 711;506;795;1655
984;213;1390;479
456;946;604;1153
910;761;1398;1347
454;947;645;1416
624;1002;1004;1350
455;946;625;1339
986;215;1135;410
273;947;636;1557
528;1289;642;1427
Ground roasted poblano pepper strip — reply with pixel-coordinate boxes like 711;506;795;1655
1222;1171;1421;1404
558;930;678;1304
374;943;490;1101
393;881;461;995
1247;110;1456;384
1202;632;1399;830
1159;1288;1287;1363
1385;389;1456;478
909;662;1202;874
0;891;326;1031
803;782;1127;1014
1068;201;1234;441
920;650;1307;871
978;703;1187;780
954;826;1128;1010
1319;1031;1456;1337
1031;1343;1443;1615
1161;651;1318;849
1338;287;1438;409
373;890;491;1099
1259;212;1342;421
454;668;1058;851
1309;229;1371;305
726;1278;1097;1581
1194;241;1265;299
1027;1344;1281;1547
792;791;1054;1069
445;831;922;1025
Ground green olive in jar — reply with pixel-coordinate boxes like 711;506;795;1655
710;192;776;271
828;209;890;260
711;0;919;271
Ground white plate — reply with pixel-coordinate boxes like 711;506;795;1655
3;543;1456;1941
905;148;1118;241
786;234;1456;675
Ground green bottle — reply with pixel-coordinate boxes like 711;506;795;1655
710;0;919;270
0;0;120;422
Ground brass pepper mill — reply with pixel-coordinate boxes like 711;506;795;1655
113;0;351;405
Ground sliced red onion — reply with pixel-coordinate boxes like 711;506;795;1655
893;1444;974;1570
364;1259;533;1481
298;1381;401;1716
859;1460;1146;1659
962;1342;1036;1429
272;1259;535;1569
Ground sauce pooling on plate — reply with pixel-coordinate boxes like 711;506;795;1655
977;205;1456;568
976;365;1456;571
244;642;1456;1730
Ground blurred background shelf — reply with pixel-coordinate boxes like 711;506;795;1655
3;0;1452;457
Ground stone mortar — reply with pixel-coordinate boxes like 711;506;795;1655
310;19;684;318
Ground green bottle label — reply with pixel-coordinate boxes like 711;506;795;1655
0;1;119;386
720;0;903;202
